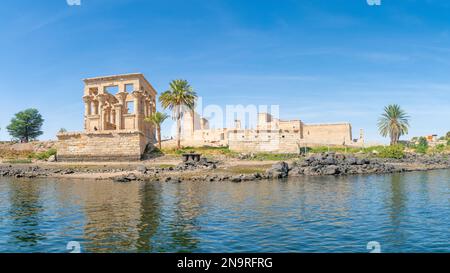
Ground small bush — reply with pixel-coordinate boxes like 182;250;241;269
378;145;405;159
30;148;57;160
415;137;428;154
434;144;446;153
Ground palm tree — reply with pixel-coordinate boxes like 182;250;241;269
145;112;169;150
378;104;410;145
159;79;197;149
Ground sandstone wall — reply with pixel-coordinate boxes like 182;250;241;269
57;131;146;161
302;123;352;145
228;131;300;153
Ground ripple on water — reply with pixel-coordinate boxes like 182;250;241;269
0;169;449;253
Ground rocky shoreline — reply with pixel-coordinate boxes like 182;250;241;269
0;152;449;182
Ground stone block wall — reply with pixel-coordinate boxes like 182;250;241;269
303;123;352;145
228;131;300;153
57;131;146;161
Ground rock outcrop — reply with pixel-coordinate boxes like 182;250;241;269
266;161;290;178
290;153;398;176
175;158;217;171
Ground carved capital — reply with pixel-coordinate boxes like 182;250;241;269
131;90;144;98
82;95;93;103
116;91;128;104
97;94;107;104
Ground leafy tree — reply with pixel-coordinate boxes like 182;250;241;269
416;137;428;154
58;128;67;133
446;131;450;139
159;79;197;149
378;104;410;145
145;112;169;150
7;109;44;143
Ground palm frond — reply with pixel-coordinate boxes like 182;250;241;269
378;104;410;144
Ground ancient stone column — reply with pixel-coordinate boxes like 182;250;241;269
111;109;116;127
97;94;106;130
93;100;99;115
83;96;92;116
114;103;124;130
132;91;143;131
149;100;154;117
146;98;151;118
116;91;128;117
143;97;148;117
116;92;128;106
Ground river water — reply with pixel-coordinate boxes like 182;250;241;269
0;170;448;253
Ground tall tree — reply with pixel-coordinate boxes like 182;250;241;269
378;104;410;145
159;80;197;149
145;112;169;150
7;108;44;143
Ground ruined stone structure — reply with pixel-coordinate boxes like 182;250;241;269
57;73;157;161
162;112;363;153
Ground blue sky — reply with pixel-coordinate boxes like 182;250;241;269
1;0;450;143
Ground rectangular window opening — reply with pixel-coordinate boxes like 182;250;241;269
127;101;134;114
125;84;134;92
105;85;119;94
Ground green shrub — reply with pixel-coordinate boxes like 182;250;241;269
30;148;57;160
434;144;446;153
415;137;428;154
378;145;405;159
447;139;450;146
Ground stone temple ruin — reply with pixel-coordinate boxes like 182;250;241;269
57;73;157;161
57;73;363;161
164;111;364;153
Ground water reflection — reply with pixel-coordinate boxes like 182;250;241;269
7;180;45;248
0;169;448;253
163;183;204;253
78;182;151;252
387;174;408;248
136;182;162;252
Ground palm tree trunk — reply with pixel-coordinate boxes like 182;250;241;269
391;132;398;145
158;127;162;150
176;106;181;149
192;108;195;135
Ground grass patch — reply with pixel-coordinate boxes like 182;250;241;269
155;164;176;169
247;153;300;161
162;146;238;157
3;159;33;164
308;146;362;154
225;166;268;175
307;146;390;154
0;148;34;159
